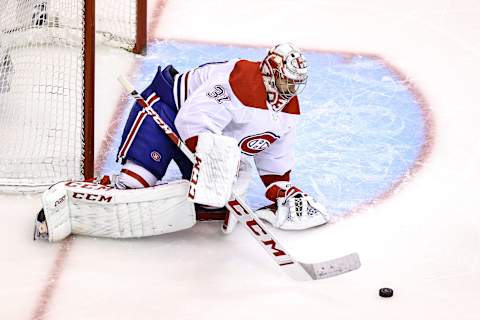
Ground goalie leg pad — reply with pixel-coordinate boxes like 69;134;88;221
41;180;196;242
41;182;73;242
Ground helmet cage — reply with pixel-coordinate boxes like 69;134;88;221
261;45;308;102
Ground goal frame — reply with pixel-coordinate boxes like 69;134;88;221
0;0;147;191
84;0;95;180
84;0;147;180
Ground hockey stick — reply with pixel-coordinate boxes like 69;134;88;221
118;75;361;281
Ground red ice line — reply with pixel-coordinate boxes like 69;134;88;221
30;237;73;320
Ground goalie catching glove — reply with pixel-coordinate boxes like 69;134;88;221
255;181;330;230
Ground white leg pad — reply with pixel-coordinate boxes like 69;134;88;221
42;182;73;242
42;180;196;242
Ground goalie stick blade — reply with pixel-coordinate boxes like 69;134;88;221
294;253;361;280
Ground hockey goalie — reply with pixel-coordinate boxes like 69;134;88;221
34;43;330;242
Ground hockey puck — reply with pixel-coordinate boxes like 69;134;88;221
379;287;394;297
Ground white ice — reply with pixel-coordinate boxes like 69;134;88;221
1;0;480;319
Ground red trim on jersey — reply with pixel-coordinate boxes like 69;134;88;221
185;136;198;153
265;182;302;202
121;168;151;188
229;60;267;109
285;186;302;198
228;60;300;115
260;170;291;187
265;183;287;202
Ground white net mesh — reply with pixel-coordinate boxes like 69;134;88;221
97;0;138;50
0;0;140;192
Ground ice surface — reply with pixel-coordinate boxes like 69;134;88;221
101;42;428;217
1;0;480;319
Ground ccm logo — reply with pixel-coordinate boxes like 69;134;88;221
227;199;287;258
72;192;112;203
54;195;66;207
65;181;113;191
188;155;202;200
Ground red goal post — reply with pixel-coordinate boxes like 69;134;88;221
0;0;147;192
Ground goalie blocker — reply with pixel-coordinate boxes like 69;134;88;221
187;132;241;208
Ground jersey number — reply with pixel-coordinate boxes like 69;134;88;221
207;85;231;104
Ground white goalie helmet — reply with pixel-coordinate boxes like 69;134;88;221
260;43;308;107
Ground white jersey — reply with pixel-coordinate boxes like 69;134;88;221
173;59;301;177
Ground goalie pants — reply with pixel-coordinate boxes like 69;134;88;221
116;65;193;181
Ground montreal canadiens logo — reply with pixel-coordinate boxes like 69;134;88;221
150;151;162;162
238;132;279;155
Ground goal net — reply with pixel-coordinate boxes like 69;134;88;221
0;0;146;192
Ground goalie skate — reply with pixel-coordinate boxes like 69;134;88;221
33;209;49;241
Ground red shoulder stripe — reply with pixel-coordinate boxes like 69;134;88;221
229;60;300;114
229;60;267;110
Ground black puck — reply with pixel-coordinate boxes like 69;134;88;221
379;287;394;297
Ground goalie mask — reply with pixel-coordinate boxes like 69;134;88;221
260;43;308;111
